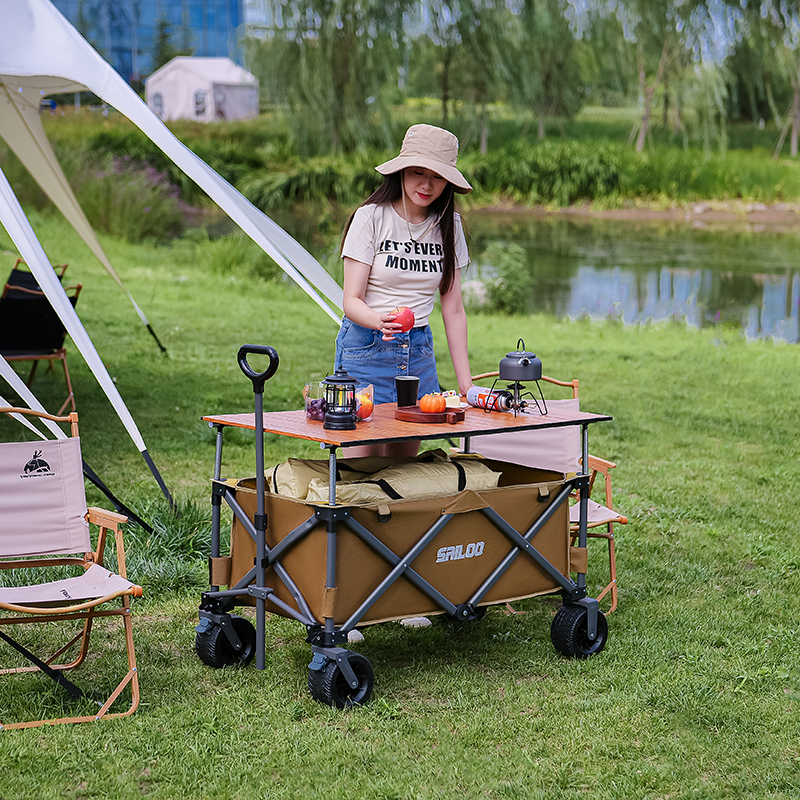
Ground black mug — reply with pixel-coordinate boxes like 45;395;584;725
395;375;420;407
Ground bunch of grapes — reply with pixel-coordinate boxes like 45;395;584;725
305;397;327;421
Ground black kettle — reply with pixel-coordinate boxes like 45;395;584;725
498;339;542;382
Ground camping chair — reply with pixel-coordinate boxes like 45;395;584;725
468;372;627;613
0;407;142;731
0;261;79;414
4;259;68;297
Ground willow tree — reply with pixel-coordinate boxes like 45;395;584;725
505;0;583;140
737;0;800;157
246;0;410;154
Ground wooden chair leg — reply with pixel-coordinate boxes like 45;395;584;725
57;351;76;414
25;359;40;387
570;525;619;614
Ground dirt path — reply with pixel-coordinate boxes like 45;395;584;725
471;200;800;232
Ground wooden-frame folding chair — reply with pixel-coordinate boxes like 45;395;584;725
0;408;142;731
469;372;627;613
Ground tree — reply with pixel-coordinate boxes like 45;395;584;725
247;0;410;154
151;15;194;73
732;0;800;157
505;0;584;140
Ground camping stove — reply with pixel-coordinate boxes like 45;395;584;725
467;340;548;417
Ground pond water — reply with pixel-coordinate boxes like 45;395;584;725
263;210;800;343
464;214;800;344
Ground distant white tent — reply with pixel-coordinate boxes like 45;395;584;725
0;1;345;500
146;57;259;122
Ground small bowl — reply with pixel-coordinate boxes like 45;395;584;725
304;381;327;422
355;383;374;422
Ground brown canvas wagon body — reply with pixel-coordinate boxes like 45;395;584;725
216;460;573;628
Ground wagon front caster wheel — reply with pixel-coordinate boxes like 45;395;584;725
195;615;256;668
308;653;374;708
550;605;608;659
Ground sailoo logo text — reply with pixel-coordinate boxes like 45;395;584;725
436;541;485;563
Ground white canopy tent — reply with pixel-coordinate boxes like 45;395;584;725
0;1;345;500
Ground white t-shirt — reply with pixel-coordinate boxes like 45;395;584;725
341;203;469;327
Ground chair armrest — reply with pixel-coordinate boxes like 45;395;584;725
581;455;618;511
87;507;130;578
87;507;128;527
586;454;616;473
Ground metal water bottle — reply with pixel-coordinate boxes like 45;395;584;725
466;385;514;412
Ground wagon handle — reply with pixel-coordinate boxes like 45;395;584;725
237;344;279;394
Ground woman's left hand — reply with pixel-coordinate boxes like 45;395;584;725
378;311;403;341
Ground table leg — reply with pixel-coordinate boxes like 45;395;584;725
575;422;590;593
209;423;224;592
324;446;338;644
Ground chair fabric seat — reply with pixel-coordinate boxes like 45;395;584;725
0;563;138;607
569;498;625;526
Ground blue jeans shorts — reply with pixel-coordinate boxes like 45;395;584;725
334;317;440;404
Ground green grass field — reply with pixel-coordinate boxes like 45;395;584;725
0;215;799;798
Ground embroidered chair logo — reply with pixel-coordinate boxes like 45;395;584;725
20;450;54;478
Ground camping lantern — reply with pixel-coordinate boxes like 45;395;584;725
322;369;357;431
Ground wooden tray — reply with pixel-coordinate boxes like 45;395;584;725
394;405;466;424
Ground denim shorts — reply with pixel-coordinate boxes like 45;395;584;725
334;317;440;404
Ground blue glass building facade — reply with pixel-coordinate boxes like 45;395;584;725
51;1;245;82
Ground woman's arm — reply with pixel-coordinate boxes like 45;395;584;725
343;256;403;340
440;276;473;395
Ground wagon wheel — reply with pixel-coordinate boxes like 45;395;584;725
308;653;374;708
195;615;256;668
550;605;608;659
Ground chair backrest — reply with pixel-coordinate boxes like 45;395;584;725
466;373;582;474
0;436;90;558
467;398;582;475
0;286;80;356
3;260;67;300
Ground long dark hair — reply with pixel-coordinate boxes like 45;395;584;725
341;171;459;295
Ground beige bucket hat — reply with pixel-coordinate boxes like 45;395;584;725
376;124;472;194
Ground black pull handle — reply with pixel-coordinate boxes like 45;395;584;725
237;344;279;394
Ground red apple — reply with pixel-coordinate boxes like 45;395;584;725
390;306;415;332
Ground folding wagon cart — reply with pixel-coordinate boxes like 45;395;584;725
195;345;613;707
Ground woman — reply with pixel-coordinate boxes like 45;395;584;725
335;124;474;457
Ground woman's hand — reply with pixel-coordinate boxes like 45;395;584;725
378;311;404;341
343;258;408;340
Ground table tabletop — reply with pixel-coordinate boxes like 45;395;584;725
203;402;612;449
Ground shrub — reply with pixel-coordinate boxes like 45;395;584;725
72;155;184;243
480;242;531;315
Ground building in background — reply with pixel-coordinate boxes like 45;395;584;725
51;1;245;83
145;56;258;121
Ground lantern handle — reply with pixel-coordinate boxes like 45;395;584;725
237;344;280;394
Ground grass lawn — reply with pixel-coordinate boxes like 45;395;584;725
0;215;799;799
